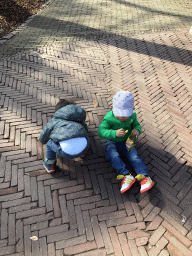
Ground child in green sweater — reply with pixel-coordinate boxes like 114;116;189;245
98;91;154;193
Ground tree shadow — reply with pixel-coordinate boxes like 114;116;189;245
24;16;192;67
50;124;192;230
112;0;192;21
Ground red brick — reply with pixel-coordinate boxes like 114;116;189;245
89;205;117;216
146;215;163;231
47;229;78;243
90;216;104;248
156;237;168;250
162;220;191;247
128;239;140;256
158;249;169;256
127;230;150;240
75;249;107;256
165;231;192;256
118;233;132;256
116;222;146;234
56;235;86;250
149;225;166;245
63;241;97;255
107;215;136;227
167;243;185;256
99;221;114;254
136;237;149;246
108;227;123;256
138;246;148;256
129;194;143;222
159;210;188;236
148;246;160;256
74;195;101;206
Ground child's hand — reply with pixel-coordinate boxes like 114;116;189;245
116;128;126;137
132;129;140;136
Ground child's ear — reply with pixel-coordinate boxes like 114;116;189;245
111;105;113;109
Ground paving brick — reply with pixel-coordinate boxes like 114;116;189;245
48;243;55;256
67;200;77;229
38;181;45;207
82;210;94;241
0;186;17;196
47;229;78;243
2;197;31;208
160;210;188;236
44;186;53;212
9;202;37;213
128;239;140;256
107;215;136;227
24;225;31;256
75;205;85;236
75;249;107;256
149;225;166;245
59;195;69;224
63;241;97;255
127;230;150;240
56;235;87;250
165;231;192;256
162;220;191;247
148;246;160;256
141;196;160;218
18;169;24;191
89;171;101;195
66;189;93;200
31;176;38;201
39;224;68;237
74;195;101;206
146;215;163;231
1;208;8;239
81;202;96;211
116;222;146;234
16;207;46;219
136;237;149;246
0;246;15;255
99;221;114;254
98;210;126;221
23;213;54;226
52;190;61;218
121;193;134;216
108;227;123;256
144;206;161;222
24;175;31;196
138;246;148;256
156;237;168;250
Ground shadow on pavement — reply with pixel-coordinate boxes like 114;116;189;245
25;17;192;67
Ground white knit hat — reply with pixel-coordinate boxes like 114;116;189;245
113;91;134;117
59;137;87;155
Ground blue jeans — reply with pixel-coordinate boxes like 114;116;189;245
46;139;87;160
105;140;148;176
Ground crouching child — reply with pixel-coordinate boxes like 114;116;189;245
39;99;89;173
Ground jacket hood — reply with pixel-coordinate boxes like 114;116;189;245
53;105;86;122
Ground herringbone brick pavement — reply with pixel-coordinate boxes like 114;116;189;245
0;0;192;254
0;29;192;255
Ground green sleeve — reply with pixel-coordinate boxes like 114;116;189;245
98;118;117;140
39;119;54;144
132;113;142;134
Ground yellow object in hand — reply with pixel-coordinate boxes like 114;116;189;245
125;130;128;133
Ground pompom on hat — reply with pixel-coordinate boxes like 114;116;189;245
113;91;134;117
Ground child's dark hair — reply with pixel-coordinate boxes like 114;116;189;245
55;99;75;112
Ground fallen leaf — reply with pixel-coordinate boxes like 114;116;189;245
93;99;98;108
30;236;38;241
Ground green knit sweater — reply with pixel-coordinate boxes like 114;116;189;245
98;110;142;142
